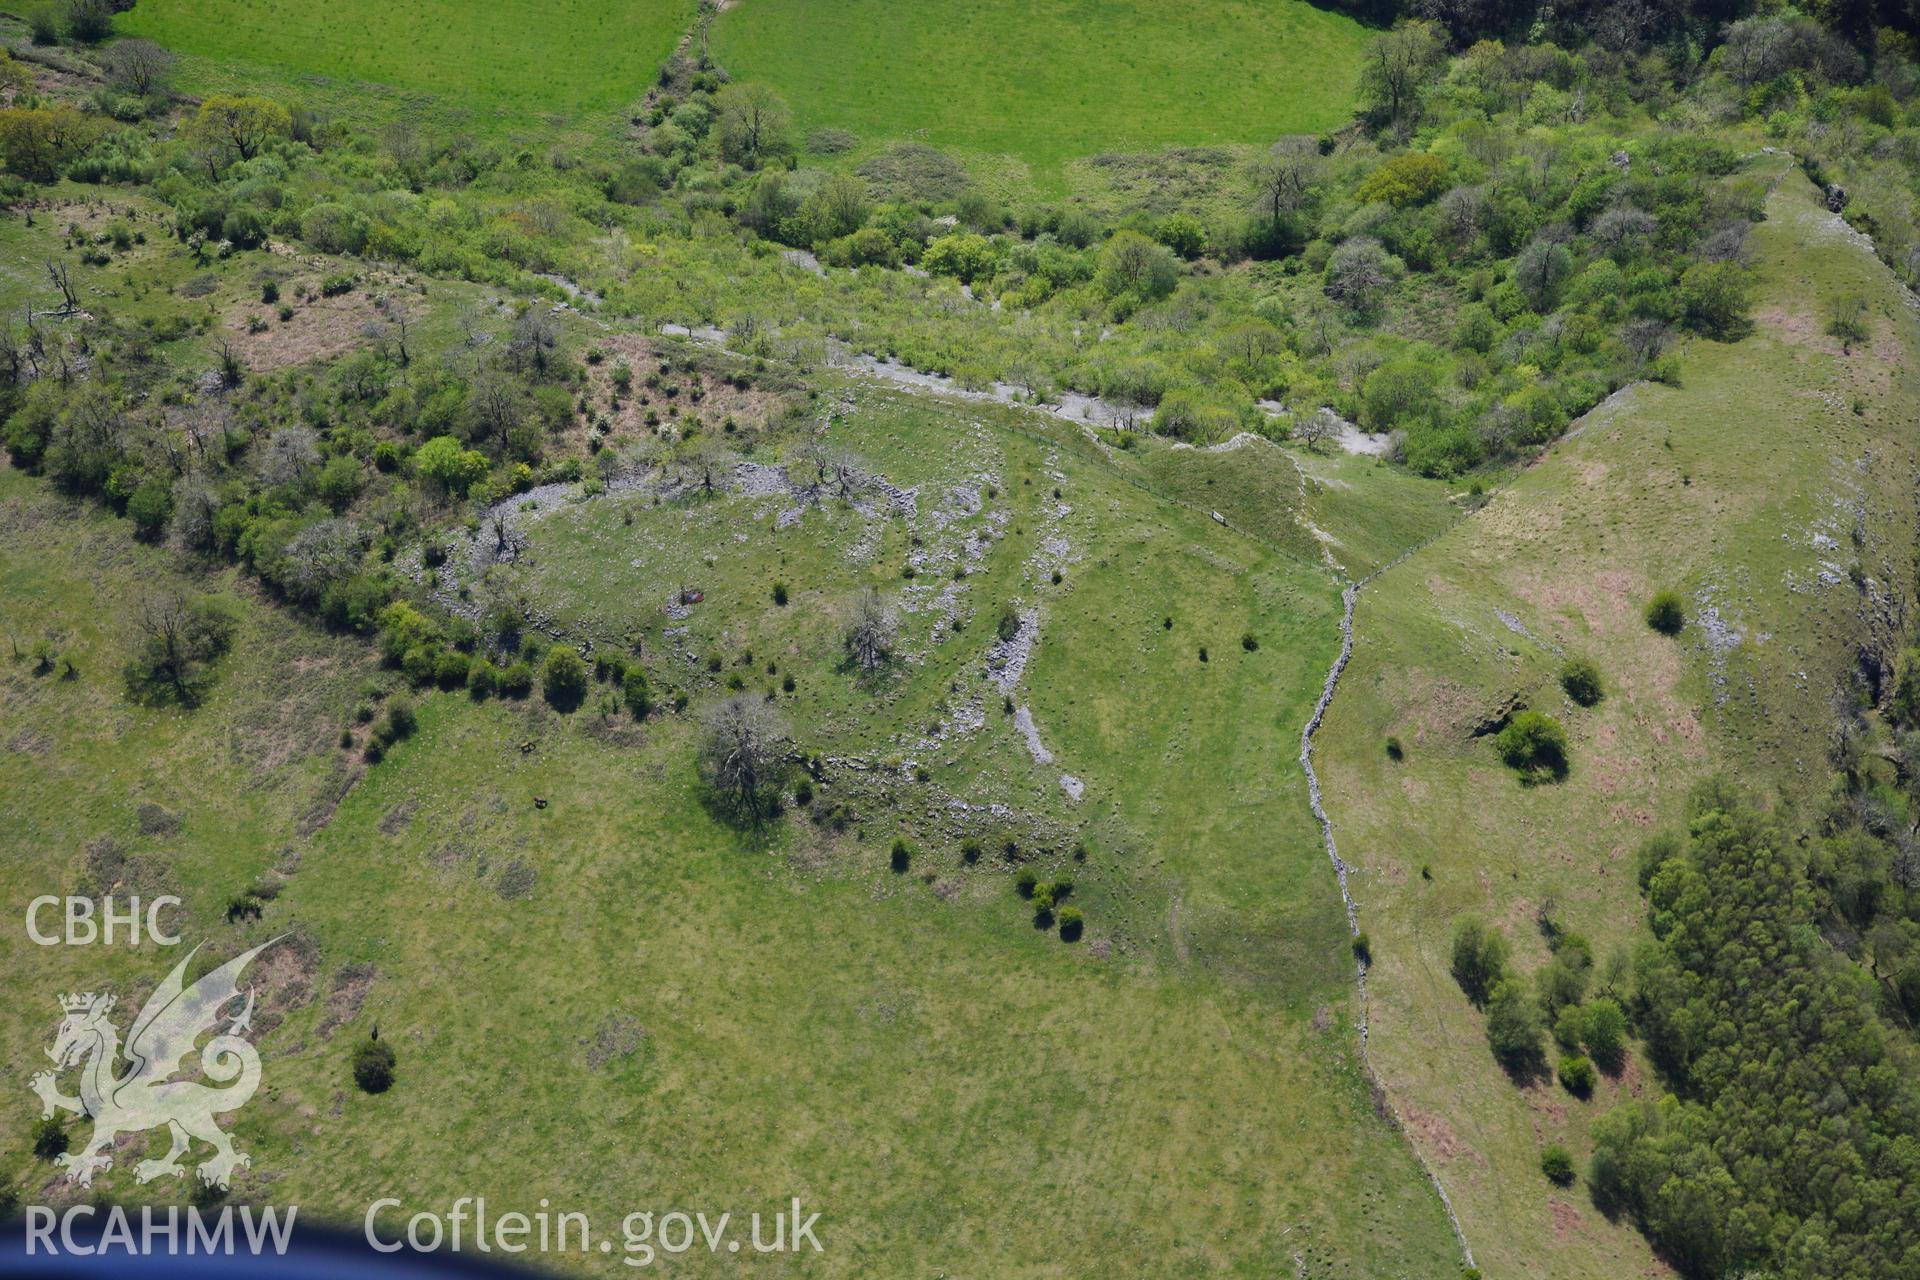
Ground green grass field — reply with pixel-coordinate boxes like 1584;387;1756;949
0;372;1464;1273
709;0;1369;173
117;0;693;127
1313;160;1920;1280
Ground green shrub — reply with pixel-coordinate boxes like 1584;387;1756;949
1645;590;1685;635
1559;658;1604;707
890;838;911;873
1355;151;1449;207
414;435;490;498
1558;1054;1597;1098
1581;997;1627;1068
32;1116;68;1160
374;694;416;746
1385;735;1405;760
1352;932;1372;964
1635;830;1682;889
27;6;59;44
351;1037;396;1094
1495;710;1569;782
622;666;652;717
1450;917;1508;1005
1015;868;1038;898
1096;230;1179;301
1156;212;1206;258
1057;905;1084;940
125;475;173;540
63;0;115;42
401;644;439;687
1827;294;1870;349
467;659;497;699
772;581;789;606
499;662;533;699
1541;1144;1575;1186
434;648;470;690
1486;977;1543;1072
542;647;587;710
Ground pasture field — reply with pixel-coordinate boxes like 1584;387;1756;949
709;0;1370;175
1313;160;1920;1280
18;6;1920;1272
117;0;694;129
0;355;1465;1275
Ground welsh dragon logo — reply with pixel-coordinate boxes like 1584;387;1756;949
30;939;279;1189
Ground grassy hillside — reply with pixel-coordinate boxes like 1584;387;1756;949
1312;159;1920;1279
118;0;693;128
709;0;1368;175
0;379;1466;1274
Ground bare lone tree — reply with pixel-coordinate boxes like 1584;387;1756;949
125;593;234;707
46;259;79;316
1295;408;1335;454
843;588;896;675
806;442;866;500
699;695;789;820
1251;136;1320;223
101;39;176;99
485;507;519;562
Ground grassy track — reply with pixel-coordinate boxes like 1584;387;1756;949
118;0;693;127
1313;160;1920;1279
710;0;1369;173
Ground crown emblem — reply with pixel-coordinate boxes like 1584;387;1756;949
60;992;110;1015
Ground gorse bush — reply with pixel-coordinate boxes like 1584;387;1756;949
499;662;534;699
1485;977;1543;1073
1450;917;1508;1006
32;1117;68;1160
1541;1144;1575;1186
1645;590;1685;635
373;693;415;746
542;646;587;711
351;1036;396;1094
1559;658;1604;707
1495;710;1569;782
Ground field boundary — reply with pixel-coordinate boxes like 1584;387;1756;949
1300;545;1477;1272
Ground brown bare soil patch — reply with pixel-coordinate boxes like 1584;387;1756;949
1755;304;1842;354
571;333;787;452
316;963;376;1039
1402;1103;1485;1166
225;287;386;373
